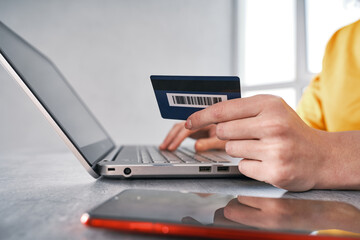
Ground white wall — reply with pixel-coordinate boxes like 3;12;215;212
0;0;235;155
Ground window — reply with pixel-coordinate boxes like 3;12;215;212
235;0;360;109
243;0;296;87
236;0;299;109
243;88;296;110
306;0;360;73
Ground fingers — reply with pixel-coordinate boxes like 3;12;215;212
223;198;262;226
160;123;219;151
168;130;194;151
236;196;272;210
195;137;226;152
188;125;213;139
216;117;262;140
238;159;268;182
225;140;265;160
185;95;266;130
236;196;294;219
213;208;244;227
160;122;190;151
213;208;230;226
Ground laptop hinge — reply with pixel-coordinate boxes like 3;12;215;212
97;145;123;165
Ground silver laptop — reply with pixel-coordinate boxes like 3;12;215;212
0;21;241;179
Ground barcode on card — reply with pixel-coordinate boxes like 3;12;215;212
166;93;227;108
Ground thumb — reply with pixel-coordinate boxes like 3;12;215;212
195;137;226;152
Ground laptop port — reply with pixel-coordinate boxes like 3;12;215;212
199;166;211;172
108;168;115;171
217;166;229;172
124;167;132;175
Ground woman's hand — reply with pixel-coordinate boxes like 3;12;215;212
159;122;226;152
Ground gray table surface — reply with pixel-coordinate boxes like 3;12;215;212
1;150;360;240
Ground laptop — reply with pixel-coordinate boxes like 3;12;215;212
0;21;241;179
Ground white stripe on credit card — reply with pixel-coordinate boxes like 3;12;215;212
166;93;227;108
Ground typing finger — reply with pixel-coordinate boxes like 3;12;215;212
160;123;185;150
167;127;194;151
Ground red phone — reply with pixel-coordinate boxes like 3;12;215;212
81;189;359;240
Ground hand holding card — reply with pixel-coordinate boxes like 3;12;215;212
151;75;241;120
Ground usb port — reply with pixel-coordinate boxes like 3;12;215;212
108;168;115;171
217;166;229;172
199;166;211;172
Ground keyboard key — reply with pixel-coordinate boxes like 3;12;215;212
211;151;237;161
198;152;230;163
173;150;199;163
115;146;141;163
140;148;153;164
179;148;213;163
147;147;169;163
159;151;183;163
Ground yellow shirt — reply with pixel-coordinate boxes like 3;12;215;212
297;19;360;131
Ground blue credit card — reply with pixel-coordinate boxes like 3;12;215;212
150;75;241;120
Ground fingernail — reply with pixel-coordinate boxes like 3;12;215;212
185;119;192;129
195;141;203;151
225;142;231;153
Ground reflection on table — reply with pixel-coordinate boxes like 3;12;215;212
213;196;360;238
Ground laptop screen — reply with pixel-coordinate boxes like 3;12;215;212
0;22;115;166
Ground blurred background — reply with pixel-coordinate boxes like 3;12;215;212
0;0;359;155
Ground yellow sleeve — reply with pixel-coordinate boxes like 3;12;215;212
315;229;360;238
296;74;326;130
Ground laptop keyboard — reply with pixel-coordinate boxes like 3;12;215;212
114;146;231;164
113;146;232;164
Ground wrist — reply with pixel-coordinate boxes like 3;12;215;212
312;130;336;189
313;131;360;190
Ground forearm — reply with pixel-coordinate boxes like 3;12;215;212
315;130;360;190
